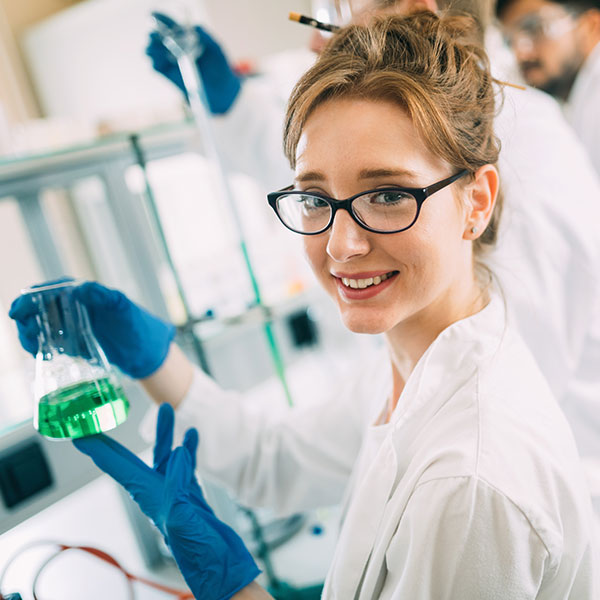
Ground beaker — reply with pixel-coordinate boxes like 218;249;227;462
22;280;130;440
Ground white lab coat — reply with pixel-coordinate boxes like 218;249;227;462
164;293;598;598
565;42;600;177
491;84;600;460
210;45;600;462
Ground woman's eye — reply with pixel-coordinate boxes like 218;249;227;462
370;191;410;205
298;196;329;210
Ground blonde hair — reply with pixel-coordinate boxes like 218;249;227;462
284;9;503;255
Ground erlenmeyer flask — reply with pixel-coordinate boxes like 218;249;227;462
22;281;130;440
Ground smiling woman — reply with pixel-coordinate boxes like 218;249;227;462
280;10;502;345
286;97;494;339
266;9;596;598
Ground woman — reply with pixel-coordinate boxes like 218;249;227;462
10;10;598;599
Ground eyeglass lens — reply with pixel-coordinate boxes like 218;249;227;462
507;9;575;47
275;189;419;233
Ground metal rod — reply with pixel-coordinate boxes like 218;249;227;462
129;133;211;374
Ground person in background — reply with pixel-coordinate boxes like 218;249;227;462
147;0;600;485
11;11;599;598
496;0;600;174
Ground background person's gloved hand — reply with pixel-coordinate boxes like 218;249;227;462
74;404;261;599
147;12;241;115
9;280;175;379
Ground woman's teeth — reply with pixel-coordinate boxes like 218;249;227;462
341;272;394;289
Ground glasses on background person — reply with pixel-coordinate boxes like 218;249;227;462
267;170;469;235
503;6;578;52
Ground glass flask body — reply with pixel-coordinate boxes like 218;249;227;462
25;281;130;440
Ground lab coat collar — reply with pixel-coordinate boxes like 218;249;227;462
388;289;507;434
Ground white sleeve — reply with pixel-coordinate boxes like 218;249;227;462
561;290;600;459
142;365;370;516
491;86;600;400
211;78;294;191
382;477;549;600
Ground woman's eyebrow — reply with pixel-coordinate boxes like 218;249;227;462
294;171;326;183
358;167;419;180
294;168;420;185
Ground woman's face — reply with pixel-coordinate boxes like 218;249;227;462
295;98;477;335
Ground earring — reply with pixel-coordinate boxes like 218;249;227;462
471;226;478;234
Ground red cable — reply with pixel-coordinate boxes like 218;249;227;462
0;540;194;600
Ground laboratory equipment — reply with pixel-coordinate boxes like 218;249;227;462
22;280;130;440
146;15;240;114
151;13;294;405
0;539;193;599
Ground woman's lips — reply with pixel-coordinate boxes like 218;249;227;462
334;271;399;300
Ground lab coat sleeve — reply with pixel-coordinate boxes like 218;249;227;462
383;476;550;600
211;78;294;191
561;289;600;459
492;86;600;402
143;365;369;516
575;93;600;177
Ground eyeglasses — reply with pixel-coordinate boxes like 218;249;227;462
504;8;577;50
267;169;469;235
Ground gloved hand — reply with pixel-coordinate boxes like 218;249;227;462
9;280;175;379
74;403;261;599
147;12;241;115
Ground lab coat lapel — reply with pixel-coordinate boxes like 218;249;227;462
325;429;398;599
324;296;505;599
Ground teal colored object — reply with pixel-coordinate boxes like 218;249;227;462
13;280;132;441
269;582;324;600
38;377;129;439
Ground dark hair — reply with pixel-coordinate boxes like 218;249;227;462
284;10;503;255
496;0;600;18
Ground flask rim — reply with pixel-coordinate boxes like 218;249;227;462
20;279;84;296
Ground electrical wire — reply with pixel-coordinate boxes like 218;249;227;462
0;540;193;600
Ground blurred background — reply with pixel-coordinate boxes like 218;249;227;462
0;1;378;597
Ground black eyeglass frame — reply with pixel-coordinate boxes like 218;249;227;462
267;169;470;235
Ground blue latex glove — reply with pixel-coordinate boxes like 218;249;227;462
147;12;241;115
9;280;175;379
74;404;261;599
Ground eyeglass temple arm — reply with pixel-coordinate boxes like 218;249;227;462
423;169;470;197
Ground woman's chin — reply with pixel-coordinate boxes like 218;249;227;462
340;314;390;335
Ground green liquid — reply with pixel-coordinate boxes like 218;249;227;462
37;378;130;439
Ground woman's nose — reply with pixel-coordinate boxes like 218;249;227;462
326;209;371;262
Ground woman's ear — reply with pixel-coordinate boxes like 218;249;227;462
463;164;499;240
